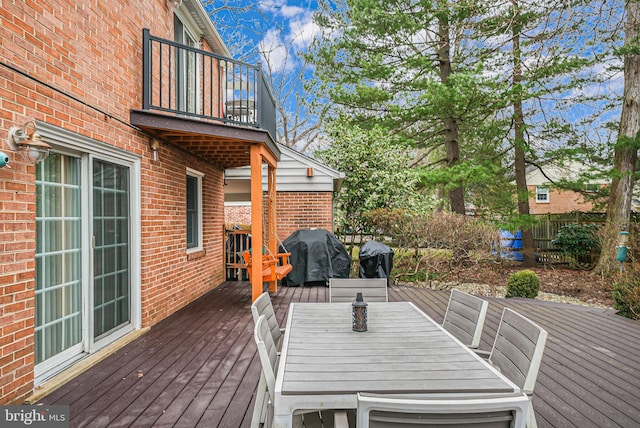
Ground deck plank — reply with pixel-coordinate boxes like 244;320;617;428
37;281;640;428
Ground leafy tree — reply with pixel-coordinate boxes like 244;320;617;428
309;0;513;214
204;0;324;151
315;118;424;241
595;0;640;276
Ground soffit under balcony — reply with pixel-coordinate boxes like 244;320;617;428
130;109;280;169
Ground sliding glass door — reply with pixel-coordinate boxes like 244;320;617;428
35;153;133;380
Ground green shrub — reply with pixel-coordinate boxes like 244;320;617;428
612;265;640;320
505;270;540;298
551;223;600;265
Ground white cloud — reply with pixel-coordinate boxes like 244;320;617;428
569;61;624;99
259;0;305;17
258;0;286;14
281;4;306;17
259;28;296;73
287;13;320;51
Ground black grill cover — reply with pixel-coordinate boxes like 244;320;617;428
358;240;394;286
281;229;351;287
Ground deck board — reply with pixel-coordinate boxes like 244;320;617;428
37;281;640;428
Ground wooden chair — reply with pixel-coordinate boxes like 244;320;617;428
252;315;348;428
329;278;388;303
356;392;530;428
442;289;488;349
242;250;292;283
487;308;548;428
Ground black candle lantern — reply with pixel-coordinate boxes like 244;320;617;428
352;292;368;332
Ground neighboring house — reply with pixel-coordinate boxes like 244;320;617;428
1;0;280;404
224;144;345;240
526;161;608;214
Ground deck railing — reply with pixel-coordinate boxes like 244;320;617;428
141;29;276;139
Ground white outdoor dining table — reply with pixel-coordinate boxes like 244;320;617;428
273;301;524;427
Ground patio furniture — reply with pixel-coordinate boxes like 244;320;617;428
487;308;548;428
442;289;488;349
329;278;388;303
242;250;293;283
356;391;530;428
251;292;284;351
226;99;256;123
253;315;344;428
273;302;526;427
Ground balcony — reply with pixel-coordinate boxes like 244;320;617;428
130;29;278;168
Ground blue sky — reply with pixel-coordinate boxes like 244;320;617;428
208;0;320;73
208;1;624;156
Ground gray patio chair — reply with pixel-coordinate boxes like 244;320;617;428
329;278;388;303
442;289;488;349
487;308;549;428
251;292;284;350
356;392;530;428
252;315;348;428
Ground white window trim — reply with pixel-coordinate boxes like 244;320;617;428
187;167;204;254
175;8;202;114
536;186;550;203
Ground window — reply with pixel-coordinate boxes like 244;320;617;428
536;186;549;203
186;168;203;252
174;12;199;114
585;183;599;193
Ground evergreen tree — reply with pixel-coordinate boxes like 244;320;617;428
309;0;510;214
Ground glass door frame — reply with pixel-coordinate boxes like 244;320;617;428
33;122;141;383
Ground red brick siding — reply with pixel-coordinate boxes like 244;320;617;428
225;192;334;241
225;204;252;226
276;192;334;240
528;186;598;214
1;0;225;403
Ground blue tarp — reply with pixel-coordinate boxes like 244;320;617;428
496;229;524;261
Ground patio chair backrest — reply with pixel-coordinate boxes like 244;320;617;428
442;289;488;349
251;292;282;349
356;392;529;428
329;278;388;303
489;308;548;395
254;315;279;401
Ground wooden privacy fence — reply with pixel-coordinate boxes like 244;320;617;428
531;212;606;250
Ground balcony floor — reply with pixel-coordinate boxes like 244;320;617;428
38;281;640;427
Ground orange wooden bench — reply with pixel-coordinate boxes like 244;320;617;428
242;250;293;282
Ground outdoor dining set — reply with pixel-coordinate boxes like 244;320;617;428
250;278;548;428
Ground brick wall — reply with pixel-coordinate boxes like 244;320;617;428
225;203;252;226
0;0;225;403
528;186;598;214
276;192;334;240
225;192;335;241
0;162;36;404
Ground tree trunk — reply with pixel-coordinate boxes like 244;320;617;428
512;0;536;267
594;0;640;276
438;13;465;215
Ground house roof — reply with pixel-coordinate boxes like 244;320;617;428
182;0;230;57
525;160;609;186
224;144;345;201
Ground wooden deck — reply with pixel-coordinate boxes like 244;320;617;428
38;281;640;427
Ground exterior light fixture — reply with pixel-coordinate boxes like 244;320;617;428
7;121;51;164
168;0;183;7
150;138;160;161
